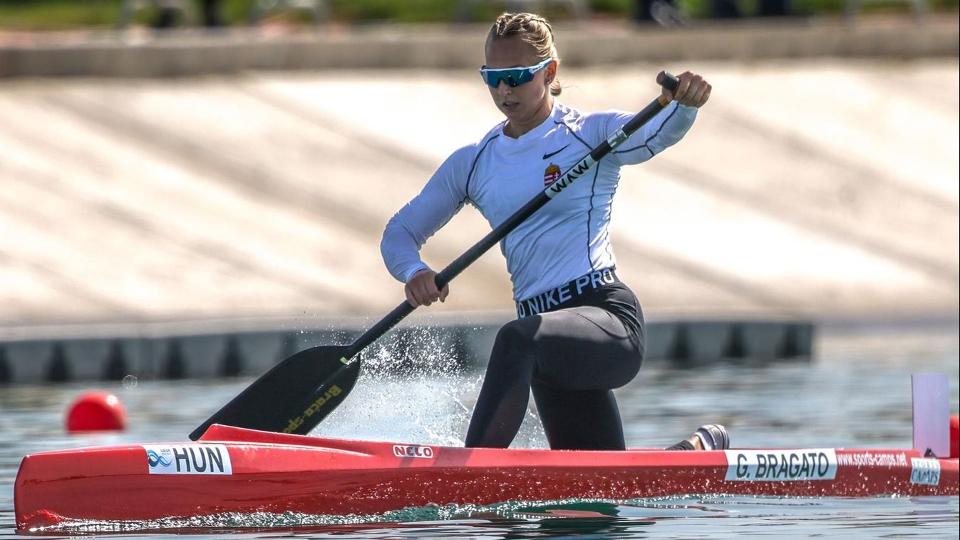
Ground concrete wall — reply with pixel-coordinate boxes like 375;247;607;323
1;57;955;326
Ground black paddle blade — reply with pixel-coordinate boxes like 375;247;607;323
281;354;362;436
189;345;360;440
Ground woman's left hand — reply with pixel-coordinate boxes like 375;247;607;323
660;71;711;108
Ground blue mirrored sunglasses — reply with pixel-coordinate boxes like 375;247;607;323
479;58;553;88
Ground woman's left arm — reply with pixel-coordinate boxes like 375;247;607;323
606;71;711;166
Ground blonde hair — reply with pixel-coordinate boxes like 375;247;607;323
487;12;561;96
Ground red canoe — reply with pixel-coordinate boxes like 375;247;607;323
15;421;959;530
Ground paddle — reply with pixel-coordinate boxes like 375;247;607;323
189;71;681;441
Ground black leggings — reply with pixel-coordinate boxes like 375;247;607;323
465;283;645;450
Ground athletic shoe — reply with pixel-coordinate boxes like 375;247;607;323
693;424;730;450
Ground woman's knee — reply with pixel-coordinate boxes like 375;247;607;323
487;318;539;372
493;318;538;352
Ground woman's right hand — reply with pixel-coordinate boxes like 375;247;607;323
405;269;450;307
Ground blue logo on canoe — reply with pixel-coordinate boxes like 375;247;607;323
147;449;172;468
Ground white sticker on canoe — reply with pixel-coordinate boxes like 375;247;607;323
143;444;233;475
393;445;434;459
725;449;837;481
910;458;941;486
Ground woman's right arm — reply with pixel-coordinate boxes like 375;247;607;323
380;145;474;305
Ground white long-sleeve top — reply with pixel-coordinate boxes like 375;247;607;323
381;100;697;301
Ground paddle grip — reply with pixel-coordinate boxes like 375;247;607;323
657;71;679;92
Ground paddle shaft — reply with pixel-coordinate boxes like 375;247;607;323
346;71;679;359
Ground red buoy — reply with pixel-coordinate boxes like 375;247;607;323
66;391;127;433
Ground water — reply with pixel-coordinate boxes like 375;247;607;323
1;320;958;538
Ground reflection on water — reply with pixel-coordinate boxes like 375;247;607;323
10;496;960;539
1;321;958;538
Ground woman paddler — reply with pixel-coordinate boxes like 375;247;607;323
381;12;727;452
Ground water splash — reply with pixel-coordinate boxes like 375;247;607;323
311;325;477;446
311;325;548;448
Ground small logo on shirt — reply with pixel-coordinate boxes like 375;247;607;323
542;144;569;160
543;163;562;186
